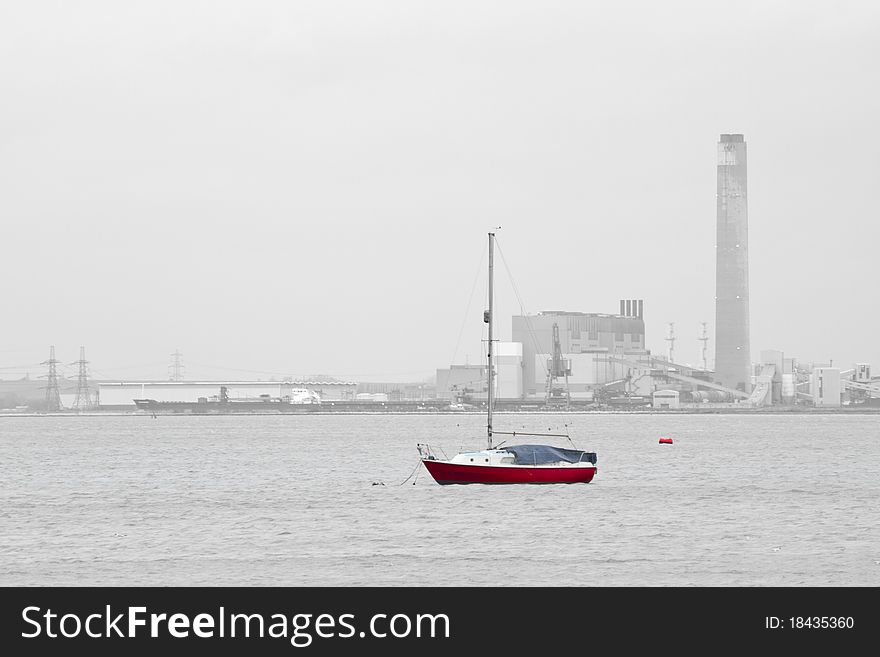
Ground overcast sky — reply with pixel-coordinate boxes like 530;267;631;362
1;0;878;382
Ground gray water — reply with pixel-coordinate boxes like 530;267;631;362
1;413;877;586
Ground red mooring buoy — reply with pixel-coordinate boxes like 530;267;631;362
659;437;673;445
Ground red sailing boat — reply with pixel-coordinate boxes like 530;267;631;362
419;232;597;485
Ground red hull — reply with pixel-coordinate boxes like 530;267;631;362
422;459;596;485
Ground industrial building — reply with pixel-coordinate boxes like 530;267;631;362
436;300;649;402
513;302;647;400
810;368;842;407
853;363;872;382
652;390;680;409
434;364;486;401
435;345;527;402
837;364;880;407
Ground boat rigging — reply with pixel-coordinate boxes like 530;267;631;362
418;231;597;485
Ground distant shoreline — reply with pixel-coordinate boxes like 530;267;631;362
2;408;880;418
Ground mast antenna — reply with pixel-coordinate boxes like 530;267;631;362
698;322;709;371
486;231;495;449
666;322;676;364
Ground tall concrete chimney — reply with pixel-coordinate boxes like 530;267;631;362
715;134;751;392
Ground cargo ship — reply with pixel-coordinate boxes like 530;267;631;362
134;385;320;415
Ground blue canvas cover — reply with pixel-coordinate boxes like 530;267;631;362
503;444;597;465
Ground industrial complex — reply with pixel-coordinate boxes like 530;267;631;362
431;134;880;411
3;134;878;414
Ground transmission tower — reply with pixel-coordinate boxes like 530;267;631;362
665;322;676;364
698;322;709;371
42;345;62;412
72;346;93;410
169;349;185;381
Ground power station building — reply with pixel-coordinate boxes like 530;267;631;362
513;303;647;399
715;133;752;392
436;300;648;401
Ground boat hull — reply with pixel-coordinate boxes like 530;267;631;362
421;459;596;485
133;399;318;415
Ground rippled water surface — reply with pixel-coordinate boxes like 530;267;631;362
1;413;878;585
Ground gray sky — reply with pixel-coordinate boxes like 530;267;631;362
1;0;878;382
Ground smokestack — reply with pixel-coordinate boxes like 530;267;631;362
715;133;751;392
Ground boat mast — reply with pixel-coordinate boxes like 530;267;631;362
487;231;495;449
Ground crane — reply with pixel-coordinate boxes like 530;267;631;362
544;323;571;408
